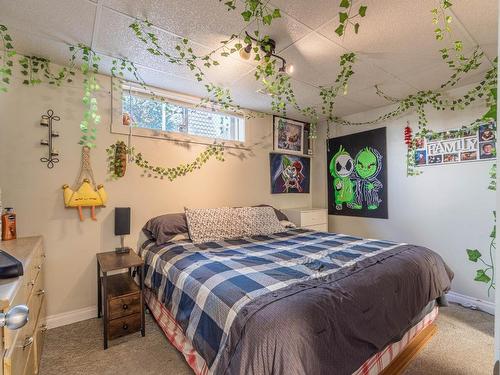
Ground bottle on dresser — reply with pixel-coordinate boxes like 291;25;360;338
1;207;17;241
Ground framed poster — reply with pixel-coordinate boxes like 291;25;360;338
270;153;310;194
327;127;388;219
273;116;305;155
415;121;496;167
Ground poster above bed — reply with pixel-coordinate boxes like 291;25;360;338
270;153;310;194
327;127;388;219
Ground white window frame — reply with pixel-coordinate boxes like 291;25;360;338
110;79;247;148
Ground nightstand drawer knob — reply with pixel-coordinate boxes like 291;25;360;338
122;323;128;330
122;304;128;310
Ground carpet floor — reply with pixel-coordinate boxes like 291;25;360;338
39;303;494;375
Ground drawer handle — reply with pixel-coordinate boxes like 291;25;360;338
23;336;34;350
36;265;42;270
36;289;45;296
40;324;48;333
27;280;35;287
122;304;128;310
122;323;128;330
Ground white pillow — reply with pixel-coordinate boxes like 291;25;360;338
241;206;285;237
185;207;247;244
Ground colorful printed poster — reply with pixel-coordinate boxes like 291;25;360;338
270;153;310;194
415;121;496;167
327;127;388;219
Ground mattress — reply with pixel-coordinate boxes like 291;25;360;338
145;288;438;375
139;228;453;375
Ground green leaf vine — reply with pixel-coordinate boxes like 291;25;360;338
19;55;75;86
106;141;225;181
0;24;16;93
335;0;368;37
75;44;101;148
466;164;496;296
220;0;281;26
431;0;453;41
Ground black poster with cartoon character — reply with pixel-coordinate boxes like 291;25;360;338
327;127;388;219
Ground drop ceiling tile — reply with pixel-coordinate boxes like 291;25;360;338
229;73;274;113
452;0;498;59
0;0;96;46
269;0;340;30
103;0;249;50
1;26;78;68
279;32;396;90
400;56;492;92
333;96;375;117
345;78;416;108
318;0;472;77
256;10;313;52
94;7;251;86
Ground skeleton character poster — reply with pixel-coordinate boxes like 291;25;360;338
270;153;310;194
327;127;388;219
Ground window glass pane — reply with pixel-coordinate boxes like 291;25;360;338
122;93;163;130
121;90;244;142
165;103;185;133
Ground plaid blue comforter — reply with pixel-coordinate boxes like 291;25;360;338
140;228;404;372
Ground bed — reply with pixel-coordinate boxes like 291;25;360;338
137;209;453;375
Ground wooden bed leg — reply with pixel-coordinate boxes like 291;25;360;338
380;323;438;375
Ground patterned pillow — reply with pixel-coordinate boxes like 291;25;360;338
185;207;247;244
241;206;285;237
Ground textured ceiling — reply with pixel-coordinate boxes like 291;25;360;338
0;0;497;120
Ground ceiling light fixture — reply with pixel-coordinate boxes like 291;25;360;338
242;32;293;75
239;43;252;60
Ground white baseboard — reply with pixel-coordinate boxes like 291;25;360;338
45;306;97;329
447;291;495;315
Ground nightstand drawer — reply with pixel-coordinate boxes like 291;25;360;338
108;313;141;340
301;210;327;226
108;293;141;320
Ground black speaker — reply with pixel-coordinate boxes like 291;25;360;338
114;207;131;236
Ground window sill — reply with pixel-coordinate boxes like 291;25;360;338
110;124;249;150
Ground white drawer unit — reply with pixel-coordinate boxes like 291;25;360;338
282;208;328;231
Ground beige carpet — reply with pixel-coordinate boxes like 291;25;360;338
39;304;494;375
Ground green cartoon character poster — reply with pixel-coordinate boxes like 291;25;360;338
329;146;355;210
327;128;388;219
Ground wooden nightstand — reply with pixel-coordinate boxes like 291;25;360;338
96;251;145;349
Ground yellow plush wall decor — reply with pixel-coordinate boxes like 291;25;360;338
62;146;107;221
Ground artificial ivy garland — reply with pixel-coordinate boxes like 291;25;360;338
106;142;225;181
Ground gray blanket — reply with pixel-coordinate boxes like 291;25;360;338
219;244;453;375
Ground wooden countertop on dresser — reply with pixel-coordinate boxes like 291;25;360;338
0;236;43;309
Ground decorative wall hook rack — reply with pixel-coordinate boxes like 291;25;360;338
40;109;61;169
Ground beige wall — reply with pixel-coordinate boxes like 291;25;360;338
0;73;313;317
312;83;496;303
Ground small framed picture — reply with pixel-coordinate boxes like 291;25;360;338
273;116;306;155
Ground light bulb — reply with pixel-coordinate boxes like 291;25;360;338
239;44;252;60
285;63;294;74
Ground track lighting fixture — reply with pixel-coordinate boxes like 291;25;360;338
241;32;293;75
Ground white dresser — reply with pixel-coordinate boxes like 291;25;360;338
282;208;328;231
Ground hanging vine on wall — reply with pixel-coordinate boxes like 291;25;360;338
106;142;225;181
466;163;496;296
0;24;15;93
19;55;75;86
